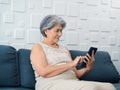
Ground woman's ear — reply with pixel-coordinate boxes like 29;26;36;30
44;29;48;37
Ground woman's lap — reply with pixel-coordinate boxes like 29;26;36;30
36;79;116;90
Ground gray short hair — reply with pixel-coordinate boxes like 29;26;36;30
40;15;66;37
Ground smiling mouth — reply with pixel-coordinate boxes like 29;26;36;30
56;38;59;40
56;37;60;39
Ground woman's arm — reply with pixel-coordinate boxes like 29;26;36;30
30;44;81;78
72;67;90;78
66;48;95;78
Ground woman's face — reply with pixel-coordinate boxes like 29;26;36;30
45;24;63;43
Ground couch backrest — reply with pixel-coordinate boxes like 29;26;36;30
0;45;20;87
70;50;120;83
18;49;36;89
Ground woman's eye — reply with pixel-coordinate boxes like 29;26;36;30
55;30;59;32
56;30;59;32
55;29;62;33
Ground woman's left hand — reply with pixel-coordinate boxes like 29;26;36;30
84;50;95;71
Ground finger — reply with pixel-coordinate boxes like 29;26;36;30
76;56;81;61
78;56;83;63
92;58;95;62
84;56;90;63
91;50;94;57
86;54;91;60
81;56;85;61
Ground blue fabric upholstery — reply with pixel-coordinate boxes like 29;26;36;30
18;49;36;89
0;87;34;90
114;82;120;90
0;45;120;90
0;45;20;86
70;50;120;83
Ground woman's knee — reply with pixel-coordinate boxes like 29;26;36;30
95;82;116;90
88;83;116;90
103;83;116;90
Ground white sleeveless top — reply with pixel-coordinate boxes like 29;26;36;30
40;43;72;65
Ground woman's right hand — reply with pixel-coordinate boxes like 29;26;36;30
72;56;84;67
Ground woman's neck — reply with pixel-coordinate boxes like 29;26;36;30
42;38;59;48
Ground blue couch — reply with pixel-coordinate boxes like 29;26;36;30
0;45;120;90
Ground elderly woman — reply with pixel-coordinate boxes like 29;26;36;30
30;15;116;90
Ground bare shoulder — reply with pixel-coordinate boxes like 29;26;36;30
63;46;69;52
30;43;45;58
31;43;44;52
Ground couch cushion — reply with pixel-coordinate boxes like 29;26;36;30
0;45;20;86
18;49;35;89
70;50;120;83
113;82;120;90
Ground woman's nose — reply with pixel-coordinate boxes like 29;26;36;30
58;31;62;36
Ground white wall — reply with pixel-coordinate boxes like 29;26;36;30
0;0;120;73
